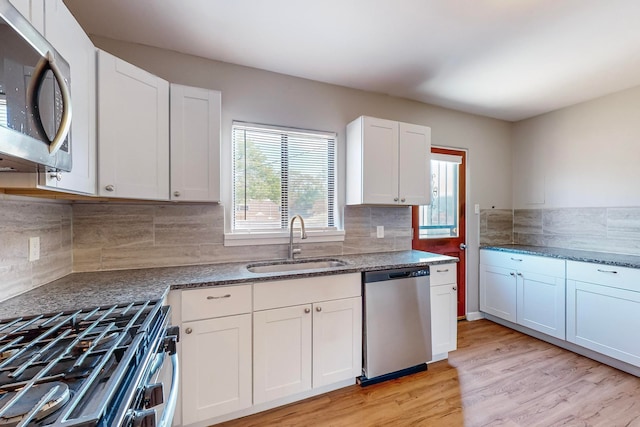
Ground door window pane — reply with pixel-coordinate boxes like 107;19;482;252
419;157;460;239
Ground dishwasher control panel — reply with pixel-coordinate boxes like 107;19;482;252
364;266;430;283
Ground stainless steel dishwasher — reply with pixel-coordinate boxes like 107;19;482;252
361;266;431;385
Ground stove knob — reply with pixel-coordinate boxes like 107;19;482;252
144;382;164;407
130;408;156;427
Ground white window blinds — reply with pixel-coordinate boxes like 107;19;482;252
232;122;336;232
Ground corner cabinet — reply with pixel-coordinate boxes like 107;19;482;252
430;264;458;361
346;116;431;205
567;261;640;367
170;84;221;202
480;250;566;340
97;49;170;200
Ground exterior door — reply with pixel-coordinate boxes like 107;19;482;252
412;147;467;318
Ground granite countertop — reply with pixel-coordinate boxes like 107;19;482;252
481;244;640;269
0;250;457;319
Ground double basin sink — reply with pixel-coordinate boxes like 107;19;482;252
246;258;347;274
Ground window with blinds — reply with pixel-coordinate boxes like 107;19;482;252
232;122;336;232
0;93;7;127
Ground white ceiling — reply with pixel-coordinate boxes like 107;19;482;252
64;0;640;121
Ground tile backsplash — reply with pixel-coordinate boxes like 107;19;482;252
72;203;413;271
479;209;514;246
514;207;640;256
0;195;72;302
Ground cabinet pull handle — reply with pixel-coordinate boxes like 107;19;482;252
185;327;193;334
509;272;515;276
105;185;115;192
436;269;449;273
400;198;406;203
393;197;399;202
452;286;457;291
517;272;523;277
207;294;231;300
316;306;322;312
304;308;311;314
510;257;523;262
597;269;618;274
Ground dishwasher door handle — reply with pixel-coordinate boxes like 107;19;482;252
388;271;413;279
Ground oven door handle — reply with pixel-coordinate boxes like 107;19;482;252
158;352;179;427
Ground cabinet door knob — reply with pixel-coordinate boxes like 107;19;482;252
400;198;406;203
452;286;457;291
517;272;523;277
105;184;115;192
393;197;399;202
49;172;63;181
185;327;193;334
304;308;311;314
509;272;515;276
173;191;181;197
316;306;322;312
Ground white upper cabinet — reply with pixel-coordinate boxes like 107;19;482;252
97;49;169;200
8;0;44;33
346;116;431;205
170;84;221;202
41;0;96;194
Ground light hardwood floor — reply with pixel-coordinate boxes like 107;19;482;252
218;319;640;426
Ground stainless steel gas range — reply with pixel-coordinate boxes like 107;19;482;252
0;300;179;426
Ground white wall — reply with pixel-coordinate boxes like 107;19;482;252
91;36;512;315
513;85;640;209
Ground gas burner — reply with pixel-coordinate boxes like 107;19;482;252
0;381;70;426
0;351;18;364
73;331;119;355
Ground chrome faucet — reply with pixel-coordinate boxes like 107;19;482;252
288;215;308;260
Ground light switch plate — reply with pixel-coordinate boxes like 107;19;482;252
376;226;384;238
29;236;40;261
474;204;480;214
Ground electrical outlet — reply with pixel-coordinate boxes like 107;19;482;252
29;237;40;261
376;226;384;238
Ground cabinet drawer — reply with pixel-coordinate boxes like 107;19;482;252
254;273;361;311
182;285;252;322
567;261;640;291
430;263;456;286
480;250;564;277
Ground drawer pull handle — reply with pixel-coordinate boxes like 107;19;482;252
207;294;231;300
436;269;449;273
510;257;523;262
597;269;618;274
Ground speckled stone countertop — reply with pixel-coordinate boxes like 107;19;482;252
0;250;457;319
481;244;640;269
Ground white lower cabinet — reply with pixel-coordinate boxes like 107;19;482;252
567;261;640;367
430;264;458;359
253;304;312;404
253;274;362;405
181;314;252;425
176;274;362;426
480;250;566;339
177;285;253;426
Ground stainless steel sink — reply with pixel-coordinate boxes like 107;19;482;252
246;258;347;274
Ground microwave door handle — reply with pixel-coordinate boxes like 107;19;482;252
26;52;72;156
27;55;50;143
45;51;72;155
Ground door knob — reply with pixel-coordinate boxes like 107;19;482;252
459;243;467;250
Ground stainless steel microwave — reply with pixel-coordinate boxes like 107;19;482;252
0;0;72;172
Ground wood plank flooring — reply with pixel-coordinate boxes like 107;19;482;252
217;320;640;426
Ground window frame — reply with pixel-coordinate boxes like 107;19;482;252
224;121;344;247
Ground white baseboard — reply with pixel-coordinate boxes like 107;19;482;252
465;311;484;321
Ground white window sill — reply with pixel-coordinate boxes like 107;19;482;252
224;229;345;247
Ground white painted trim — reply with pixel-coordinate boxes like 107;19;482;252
183;378;355;427
466;311;484;321
223;229;345;246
